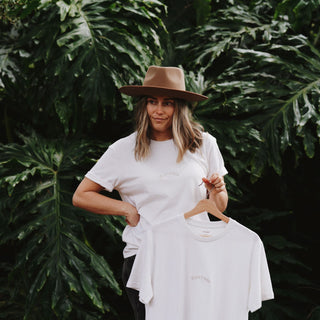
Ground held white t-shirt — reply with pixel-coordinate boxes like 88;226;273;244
85;131;228;258
127;216;274;320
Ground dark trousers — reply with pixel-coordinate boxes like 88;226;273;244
122;255;146;320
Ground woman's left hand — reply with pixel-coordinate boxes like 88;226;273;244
202;173;226;194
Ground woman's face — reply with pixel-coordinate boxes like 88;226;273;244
146;96;175;140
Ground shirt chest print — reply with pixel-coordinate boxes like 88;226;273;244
190;274;212;284
159;171;180;179
157;161;185;179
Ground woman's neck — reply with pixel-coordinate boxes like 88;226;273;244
150;129;173;141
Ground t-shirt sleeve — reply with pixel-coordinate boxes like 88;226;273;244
85;145;120;192
203;132;228;177
248;237;274;313
126;230;154;304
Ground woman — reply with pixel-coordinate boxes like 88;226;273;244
72;66;228;319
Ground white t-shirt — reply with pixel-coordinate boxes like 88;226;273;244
127;216;274;320
85;131;228;258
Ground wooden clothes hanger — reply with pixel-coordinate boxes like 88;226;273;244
184;199;230;223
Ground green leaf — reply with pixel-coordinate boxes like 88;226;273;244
25;266;48;317
177;3;320;179
51;276;62;309
65;232;121;294
0;134;122;318
60;264;81;294
80;273;104;311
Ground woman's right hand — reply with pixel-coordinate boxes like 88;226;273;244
73;177;140;226
123;202;140;227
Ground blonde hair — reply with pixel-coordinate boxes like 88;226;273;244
134;97;203;162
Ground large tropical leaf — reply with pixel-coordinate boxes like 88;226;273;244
177;3;320;177
0;0;167;136
0;133;125;319
275;0;320;36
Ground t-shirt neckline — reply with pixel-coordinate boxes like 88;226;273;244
180;215;234;242
150;138;173;143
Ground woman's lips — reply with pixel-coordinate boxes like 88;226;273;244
153;118;166;122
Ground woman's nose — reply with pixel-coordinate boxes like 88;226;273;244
154;105;164;113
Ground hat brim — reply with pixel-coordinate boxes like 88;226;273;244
119;85;208;102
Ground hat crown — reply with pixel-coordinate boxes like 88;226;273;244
143;66;186;91
119;65;207;101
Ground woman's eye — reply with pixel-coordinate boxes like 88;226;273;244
147;99;174;106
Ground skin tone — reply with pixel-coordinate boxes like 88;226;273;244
72;95;228;227
202;175;228;213
146;96;175;141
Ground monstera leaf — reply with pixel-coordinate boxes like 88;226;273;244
0;0;167;135
177;4;320;178
0;133;125;319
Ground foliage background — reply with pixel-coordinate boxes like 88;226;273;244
0;0;319;319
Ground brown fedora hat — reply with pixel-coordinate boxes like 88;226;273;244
119;66;208;102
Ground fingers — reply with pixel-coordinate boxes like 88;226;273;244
123;202;140;226
202;174;226;193
214;183;226;193
201;177;210;186
201;177;213;190
126;213;140;227
213;178;226;192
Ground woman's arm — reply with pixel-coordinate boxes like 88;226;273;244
72;177;140;226
202;174;228;212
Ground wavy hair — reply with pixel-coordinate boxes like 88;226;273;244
134;97;203;162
